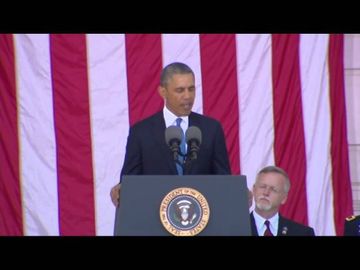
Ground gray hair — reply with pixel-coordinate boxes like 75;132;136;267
160;62;194;87
256;165;291;193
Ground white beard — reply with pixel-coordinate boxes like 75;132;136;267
256;197;272;211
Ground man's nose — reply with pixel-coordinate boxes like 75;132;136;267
183;89;192;99
263;187;271;195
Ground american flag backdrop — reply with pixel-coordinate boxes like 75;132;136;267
0;34;353;236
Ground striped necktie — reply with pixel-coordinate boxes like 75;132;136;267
264;220;274;236
175;118;185;175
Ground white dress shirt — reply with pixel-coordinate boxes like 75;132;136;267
253;210;279;236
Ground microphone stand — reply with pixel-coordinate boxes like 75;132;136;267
182;152;192;175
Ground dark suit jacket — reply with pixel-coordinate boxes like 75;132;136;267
120;111;231;179
250;212;315;236
344;215;360;236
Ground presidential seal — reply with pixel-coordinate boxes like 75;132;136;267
159;187;210;236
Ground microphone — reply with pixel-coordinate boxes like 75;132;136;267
185;126;202;161
165;126;183;161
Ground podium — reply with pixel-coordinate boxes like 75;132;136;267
114;175;251;236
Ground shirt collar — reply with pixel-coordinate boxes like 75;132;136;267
253;210;279;236
163;106;189;129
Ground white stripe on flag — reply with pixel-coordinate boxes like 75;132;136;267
300;34;335;235
87;34;130;235
236;34;275;190
162;34;203;114
15;34;59;235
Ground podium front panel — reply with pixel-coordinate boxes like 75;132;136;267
114;175;251;236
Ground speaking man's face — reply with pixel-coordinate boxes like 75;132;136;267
159;73;195;117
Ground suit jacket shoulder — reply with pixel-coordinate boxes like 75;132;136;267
249;212;315;236
131;111;164;131
278;215;315;236
344;215;360;236
189;111;221;125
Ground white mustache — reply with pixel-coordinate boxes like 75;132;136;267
258;196;270;203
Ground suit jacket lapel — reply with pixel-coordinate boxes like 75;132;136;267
151;111;178;174
250;212;259;236
277;215;288;236
185;112;199;173
188;112;200;128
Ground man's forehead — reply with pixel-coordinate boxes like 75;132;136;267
258;172;285;182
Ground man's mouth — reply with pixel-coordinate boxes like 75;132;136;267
182;104;192;110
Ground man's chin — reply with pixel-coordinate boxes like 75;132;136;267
182;104;193;112
256;203;272;211
181;110;192;116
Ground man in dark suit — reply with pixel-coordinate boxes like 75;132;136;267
250;166;315;236
344;215;360;236
110;62;231;206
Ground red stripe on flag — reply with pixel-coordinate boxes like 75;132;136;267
329;34;353;235
125;34;163;125
0;34;23;235
271;34;308;225
200;34;240;174
50;34;95;235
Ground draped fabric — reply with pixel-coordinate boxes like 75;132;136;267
0;34;352;236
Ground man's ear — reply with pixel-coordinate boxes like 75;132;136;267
158;86;165;98
281;194;288;205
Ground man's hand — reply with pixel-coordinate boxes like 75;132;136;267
110;183;121;207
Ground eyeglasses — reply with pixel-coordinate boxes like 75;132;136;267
256;184;283;194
